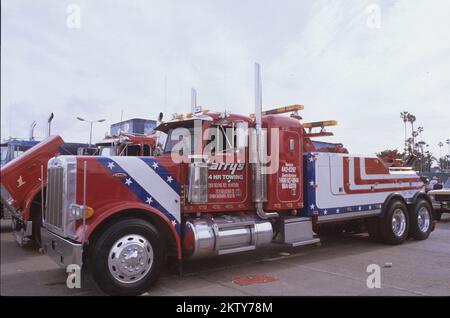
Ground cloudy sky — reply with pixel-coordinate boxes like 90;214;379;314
1;0;449;157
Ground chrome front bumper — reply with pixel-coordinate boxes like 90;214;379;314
41;227;83;267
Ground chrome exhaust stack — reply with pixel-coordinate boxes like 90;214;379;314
253;63;278;219
191;88;198;113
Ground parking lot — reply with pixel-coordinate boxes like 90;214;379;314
1;216;449;296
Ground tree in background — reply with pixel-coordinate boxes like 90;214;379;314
400;111;409;153
438;141;444;169
395;112;448;173
424;151;436;172
407;113;416;153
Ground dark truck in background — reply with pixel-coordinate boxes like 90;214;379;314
428;177;450;220
1;139;40;166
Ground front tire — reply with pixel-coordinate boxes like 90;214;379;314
89;218;164;295
409;199;432;240
380;200;409;245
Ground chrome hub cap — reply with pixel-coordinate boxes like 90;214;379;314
108;234;153;284
417;207;431;233
392;209;407;237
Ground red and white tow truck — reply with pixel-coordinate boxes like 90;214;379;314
40;64;434;295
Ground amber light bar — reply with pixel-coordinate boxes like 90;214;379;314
250;104;304;117
303;120;338;129
262;104;304;115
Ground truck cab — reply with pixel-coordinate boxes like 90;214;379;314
96;133;157;157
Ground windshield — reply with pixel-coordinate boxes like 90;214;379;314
156;132;167;151
1;146;8;164
100;146;114;156
164;127;198;154
12;146;25;159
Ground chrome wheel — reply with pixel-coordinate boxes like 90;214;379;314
417;207;431;233
392;209;407;237
108;234;154;284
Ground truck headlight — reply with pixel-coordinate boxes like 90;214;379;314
69;204;95;220
69;204;83;220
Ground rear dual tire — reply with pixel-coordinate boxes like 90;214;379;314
367;199;432;244
379;200;409;245
367;200;409;245
408;199;432;241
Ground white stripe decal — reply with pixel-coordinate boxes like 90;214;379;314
113;157;180;221
316;153;419;209
359;158;418;180
348;158;422;190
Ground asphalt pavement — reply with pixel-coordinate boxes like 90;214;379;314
1;216;449;296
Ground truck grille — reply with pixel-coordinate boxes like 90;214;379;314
435;194;450;202
45;166;64;230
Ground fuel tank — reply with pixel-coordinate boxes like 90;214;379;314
183;214;273;259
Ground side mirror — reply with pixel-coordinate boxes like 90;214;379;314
158;112;164;123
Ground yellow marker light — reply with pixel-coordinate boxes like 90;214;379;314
84;206;95;219
186;112;193;118
202;108;209;114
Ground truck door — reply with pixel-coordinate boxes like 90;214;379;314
266;129;302;210
205;123;248;206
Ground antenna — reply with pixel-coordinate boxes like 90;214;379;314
191;88;198;113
